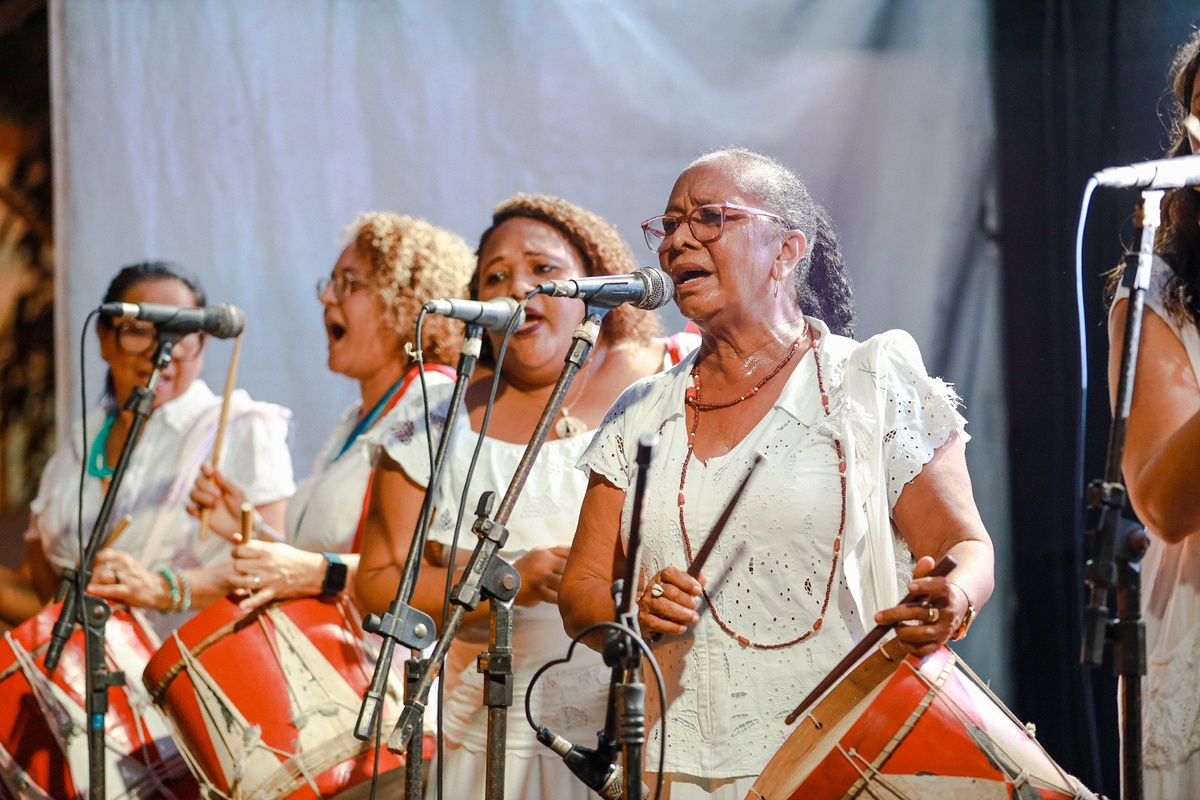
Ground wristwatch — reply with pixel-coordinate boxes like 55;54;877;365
950;581;976;641
321;552;347;596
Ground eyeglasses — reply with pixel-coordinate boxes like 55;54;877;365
114;323;204;361
316;272;369;303
641;203;790;253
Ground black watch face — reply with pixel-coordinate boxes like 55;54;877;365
324;559;348;594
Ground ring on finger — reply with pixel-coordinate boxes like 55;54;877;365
650;583;664;599
926;606;939;624
253;575;262;588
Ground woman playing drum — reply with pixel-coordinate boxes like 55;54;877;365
186;212;475;611
559;147;995;799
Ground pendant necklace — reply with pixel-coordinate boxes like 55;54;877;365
554;361;594;438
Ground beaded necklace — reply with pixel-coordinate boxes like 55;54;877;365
678;325;847;650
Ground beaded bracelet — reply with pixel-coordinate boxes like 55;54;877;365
175;568;192;613
158;567;181;614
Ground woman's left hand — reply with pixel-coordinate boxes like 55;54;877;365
873;555;966;657
229;540;325;612
88;548;171;611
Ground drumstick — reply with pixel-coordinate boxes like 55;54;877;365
78;514;133;571
783;554;958;726
240;502;255;542
649;454;764;643
102;514;133;551
198;332;243;540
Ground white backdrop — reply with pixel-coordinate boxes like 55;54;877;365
50;0;1011;697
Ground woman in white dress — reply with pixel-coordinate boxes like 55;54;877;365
16;260;295;639
356;193;695;800
1107;28;1200;800
560;148;995;799
188;212;475;610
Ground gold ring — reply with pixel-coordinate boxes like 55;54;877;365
927;606;939;624
650;583;664;599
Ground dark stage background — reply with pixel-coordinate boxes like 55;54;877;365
995;1;1200;794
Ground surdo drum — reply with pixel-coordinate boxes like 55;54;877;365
0;600;196;799
143;595;408;800
747;640;1093;800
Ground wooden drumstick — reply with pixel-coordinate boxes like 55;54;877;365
79;514;133;571
649;454;764;643
783;554;958;726
240;502;255;542
197;332;243;540
102;514;133;551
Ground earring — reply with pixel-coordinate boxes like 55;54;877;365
773;279;780;298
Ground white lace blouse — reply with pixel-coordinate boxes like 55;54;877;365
577;317;967;778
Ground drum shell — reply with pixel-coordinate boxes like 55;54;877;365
749;640;1090;800
143;595;406;800
0;599;197;800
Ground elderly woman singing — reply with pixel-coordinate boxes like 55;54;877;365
560;147;994;799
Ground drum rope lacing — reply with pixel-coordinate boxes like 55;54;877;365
679;326;848;649
156;599;395;800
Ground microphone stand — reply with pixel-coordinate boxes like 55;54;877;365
603;434;656;800
355;325;486;797
388;306;606;800
44;332;183;800
1081;189;1158;800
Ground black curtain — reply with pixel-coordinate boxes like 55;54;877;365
993;1;1200;795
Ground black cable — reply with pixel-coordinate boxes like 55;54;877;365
525;620;668;800
75;310;101;584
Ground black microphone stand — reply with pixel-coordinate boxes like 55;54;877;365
355;324;486;797
603;434;656;800
43;332;182;800
1081;189;1159;800
388;306;606;800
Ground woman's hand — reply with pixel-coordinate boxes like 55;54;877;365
513;545;571;606
637;565;705;638
186;464;248;542
228;540;326;612
88;548;171;611
873;555;967;657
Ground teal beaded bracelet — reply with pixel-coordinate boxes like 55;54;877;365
158;567;181;614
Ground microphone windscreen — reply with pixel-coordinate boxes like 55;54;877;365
211;304;246;338
635;268;674;311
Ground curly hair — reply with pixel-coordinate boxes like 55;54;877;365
343;211;475;367
689;148;857;338
1108;28;1200;325
1155;27;1200;327
474;193;662;351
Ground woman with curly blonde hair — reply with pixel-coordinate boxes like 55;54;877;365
188;211;476;611
357;193;697;799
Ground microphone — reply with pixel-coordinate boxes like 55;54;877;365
538;268;673;311
423;296;526;332
1093;153;1200;189
536;727;649;800
99;302;245;338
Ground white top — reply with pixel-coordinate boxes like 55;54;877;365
578;317;967;778
1114;257;1200;784
380;379;609;753
30;380;295;637
285;369;453;554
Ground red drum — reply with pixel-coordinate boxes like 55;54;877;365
748;640;1093;800
143;595;409;800
0;600;197;800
